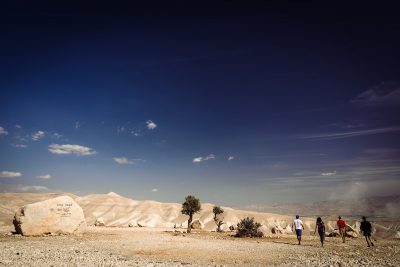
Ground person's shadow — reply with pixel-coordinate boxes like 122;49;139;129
272;241;314;247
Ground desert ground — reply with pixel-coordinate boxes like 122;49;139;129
1;226;399;267
1;193;399;266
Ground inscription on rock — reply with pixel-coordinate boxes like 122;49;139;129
50;203;73;217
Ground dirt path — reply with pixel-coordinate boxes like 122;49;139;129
1;227;399;266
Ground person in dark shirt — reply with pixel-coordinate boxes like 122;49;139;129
314;217;325;247
360;216;374;247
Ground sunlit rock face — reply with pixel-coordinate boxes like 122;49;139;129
13;196;86;236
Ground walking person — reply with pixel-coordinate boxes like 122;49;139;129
292;215;305;245
314;217;325;247
337;216;346;243
360;216;374;247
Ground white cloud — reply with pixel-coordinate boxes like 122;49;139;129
32;130;45;141
204;154;215;160
36;174;52;179
193;154;215;163
75;121;81;129
0;126;8;135
20;185;49;192
113;157;134;165
113;157;145;165
193;157;203;163
321;171;336;176
15;124;22;129
13;144;27;148
228;156;235;161
151;188;158;192
48;144;96;156
146;120;157;130
0;171;22;178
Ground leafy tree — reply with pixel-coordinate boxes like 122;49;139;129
181;195;201;233
236;217;263;238
213;206;225;232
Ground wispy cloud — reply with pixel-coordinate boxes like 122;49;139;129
51;133;63;139
113;157;134;165
193;154;215;163
0;171;22;178
228;156;235;161
15;124;22;129
351;82;400;106
131;131;140;136
0;184;54;193
117;126;125;133
321;171;336;176
13;144;28;148
32;130;45;141
0;126;8;135
151;188;158;192
75;121;81;129
36;174;52;179
113;157;145;165
48;144;96;155
20;185;49;192
298;126;400;140
146;120;157;130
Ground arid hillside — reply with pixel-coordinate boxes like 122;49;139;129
1;192;399;238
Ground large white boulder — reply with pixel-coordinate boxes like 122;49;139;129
13;196;86;236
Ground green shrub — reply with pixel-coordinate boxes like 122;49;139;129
235;217;263;238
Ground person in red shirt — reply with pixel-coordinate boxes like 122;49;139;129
337;216;346;243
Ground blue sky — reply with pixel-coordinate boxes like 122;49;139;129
0;2;399;206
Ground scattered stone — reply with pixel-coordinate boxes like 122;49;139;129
328;231;340;237
346;231;358;238
271;225;284;234
190;220;204;230
94;218;105;226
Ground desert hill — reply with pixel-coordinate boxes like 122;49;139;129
75;193;294;231
0;192;399;238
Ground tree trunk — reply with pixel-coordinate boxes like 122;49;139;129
187;213;193;233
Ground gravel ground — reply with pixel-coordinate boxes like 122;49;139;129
0;226;399;266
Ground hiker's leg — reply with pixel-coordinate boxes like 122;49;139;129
365;236;370;246
369;236;374;246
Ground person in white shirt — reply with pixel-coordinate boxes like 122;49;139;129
292;215;305;245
